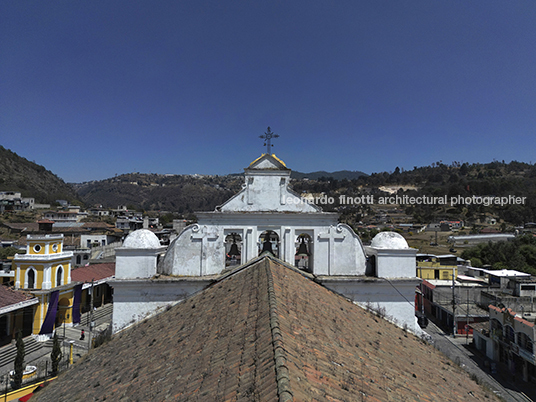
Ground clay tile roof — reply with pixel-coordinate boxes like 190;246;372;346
71;263;115;283
82;222;114;229
0;285;34;309
31;257;499;402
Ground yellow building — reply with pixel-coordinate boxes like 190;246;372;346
12;234;80;340
416;254;457;281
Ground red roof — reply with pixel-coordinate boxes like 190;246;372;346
0;285;34;309
71;263;115;283
82;222;114;230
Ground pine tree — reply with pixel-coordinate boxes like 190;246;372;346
50;332;62;376
13;331;25;389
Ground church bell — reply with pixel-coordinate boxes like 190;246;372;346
228;241;240;257
296;238;309;256
261;238;274;254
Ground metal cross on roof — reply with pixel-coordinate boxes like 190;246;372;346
259;127;279;155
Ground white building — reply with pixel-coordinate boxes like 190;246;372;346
111;153;420;334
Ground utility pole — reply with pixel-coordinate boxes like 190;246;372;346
452;270;456;336
88;279;94;350
466;288;470;344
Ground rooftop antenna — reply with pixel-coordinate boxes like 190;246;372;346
259;127;279;155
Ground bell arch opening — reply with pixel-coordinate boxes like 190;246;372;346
258;230;279;258
295;233;313;273
225;232;242;267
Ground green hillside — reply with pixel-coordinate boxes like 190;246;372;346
0;146;78;204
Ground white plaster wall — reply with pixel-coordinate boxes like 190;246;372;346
161;225;226;276
115;249;160;279
331;224;366;276
162;214;372;277
111;280;212;333
220;171;320;213
321;279;421;334
161;220;367;276
377;252;416;278
365;247;417;278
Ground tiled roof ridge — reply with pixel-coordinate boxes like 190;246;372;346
265;259;293;402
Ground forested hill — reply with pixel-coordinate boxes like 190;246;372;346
0;146;78;204
289;160;536;225
2;143;536;224
365;160;536;224
291;170;366;180
74;173;244;213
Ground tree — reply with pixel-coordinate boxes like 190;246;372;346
50;332;62;376
13;331;25;389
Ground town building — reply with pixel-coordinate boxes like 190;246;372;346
417;253;458;281
10;234;81;341
473;305;536;382
448;233;516;247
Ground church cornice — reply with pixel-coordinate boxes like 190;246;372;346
13;252;73;262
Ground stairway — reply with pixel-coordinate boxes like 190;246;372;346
79;303;113;327
0;336;44;371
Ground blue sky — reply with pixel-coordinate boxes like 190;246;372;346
1;1;535;183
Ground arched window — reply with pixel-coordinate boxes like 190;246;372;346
505;325;515;344
56;266;63;287
518;332;533;353
27;268;36;289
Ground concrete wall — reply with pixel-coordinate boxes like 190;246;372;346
111;279;213;333
319;277;422;335
115;248;162;279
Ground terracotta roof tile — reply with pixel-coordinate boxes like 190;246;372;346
0;285;34;309
32;257;499;401
71;263;115;283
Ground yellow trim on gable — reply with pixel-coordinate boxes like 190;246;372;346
249;154;266;166
248;153;287;168
271;153;286;167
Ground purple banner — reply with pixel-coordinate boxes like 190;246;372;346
39;290;59;335
72;284;82;325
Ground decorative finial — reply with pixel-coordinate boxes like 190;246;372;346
259;127;279;155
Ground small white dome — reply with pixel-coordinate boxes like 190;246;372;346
371;231;409;249
123;229;161;249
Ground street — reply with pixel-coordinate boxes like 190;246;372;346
424;321;534;402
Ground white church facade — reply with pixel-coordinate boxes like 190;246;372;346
111;153;421;334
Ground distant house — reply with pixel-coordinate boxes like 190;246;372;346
71;262;114;313
473;305;536;382
418;279;488;335
416;254;457;281
0;191;34;212
43;210;83;223
448;233;515;247
0;285;38;346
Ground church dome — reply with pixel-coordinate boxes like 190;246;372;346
370;231;409;249
123;229;161;249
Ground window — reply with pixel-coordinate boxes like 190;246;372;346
518;332;533;353
33;244;41;253
52;243;58;252
28;269;35;289
56;266;63;287
505;325;515;344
